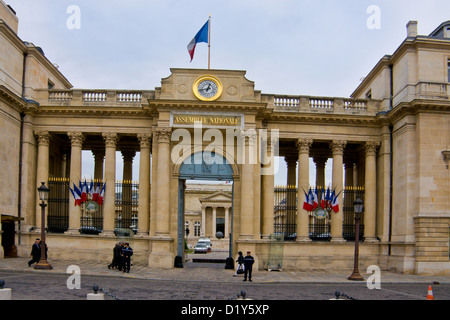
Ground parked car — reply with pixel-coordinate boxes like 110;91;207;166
194;242;208;254
197;238;212;252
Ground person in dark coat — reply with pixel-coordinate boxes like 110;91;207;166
243;251;255;282
234;251;244;276
28;238;41;267
108;242;123;270
121;243;133;273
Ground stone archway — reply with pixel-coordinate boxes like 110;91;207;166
175;151;234;268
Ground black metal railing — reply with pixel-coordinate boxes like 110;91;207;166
115;180;139;236
273;185;365;241
47;178;139;235
273;186;297;240
47;178;70;233
342;186;365;241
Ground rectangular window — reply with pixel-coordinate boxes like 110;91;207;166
448;60;450;83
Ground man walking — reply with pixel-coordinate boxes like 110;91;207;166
28;238;41;267
243;251;255;282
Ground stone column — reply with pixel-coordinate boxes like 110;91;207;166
296;138;312;241
212;207;217;237
285;155;297;187
344;159;354;190
240;135;254;239
137;134;151;236
201;207;206;237
313;157;327;188
67;132;84;234
261;137;275;238
35;131;51;230
330;140;346;242
225;207;230;237
92;150;104;181
102;132;118;235
364;142;379;242
155;128;171;237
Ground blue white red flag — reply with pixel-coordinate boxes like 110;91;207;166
187;19;209;62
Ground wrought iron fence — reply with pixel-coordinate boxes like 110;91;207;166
47;178;139;235
273;185;365;241
342;186;365;241
273;186;297;240
47;178;70;233
115;180;139;236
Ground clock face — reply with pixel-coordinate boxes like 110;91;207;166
198;80;218;98
193;75;223;101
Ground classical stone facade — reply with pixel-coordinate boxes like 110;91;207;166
1;2;449;274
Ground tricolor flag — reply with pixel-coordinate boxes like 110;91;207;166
187;19;209;62
313;188;319;210
80;180;87;203
331;190;341;213
97;183;106;206
302;188;314;212
320;187;326;209
93;183;100;202
70;183;82;206
88;180;94;199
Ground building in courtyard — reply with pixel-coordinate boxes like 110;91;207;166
1;1;449;275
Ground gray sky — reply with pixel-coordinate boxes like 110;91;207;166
6;0;450;184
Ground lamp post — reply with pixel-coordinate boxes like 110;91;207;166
348;197;364;281
34;182;53;270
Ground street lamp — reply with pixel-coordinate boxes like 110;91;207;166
34;182;53;270
348;197;364;281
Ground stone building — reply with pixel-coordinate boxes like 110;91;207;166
0;1;449;274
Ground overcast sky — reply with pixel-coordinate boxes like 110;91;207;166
5;0;450;184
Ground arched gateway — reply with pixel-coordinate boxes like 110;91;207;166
176;152;235;267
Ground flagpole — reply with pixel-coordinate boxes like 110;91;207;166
208;14;211;69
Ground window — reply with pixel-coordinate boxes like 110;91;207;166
48;80;55;90
365;89;372;99
448;60;450;83
194;221;201;237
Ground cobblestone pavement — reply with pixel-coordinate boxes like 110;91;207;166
0;255;449;301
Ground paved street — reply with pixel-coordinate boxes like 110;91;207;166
0;255;449;301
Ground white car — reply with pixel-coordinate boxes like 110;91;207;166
194;242;208;254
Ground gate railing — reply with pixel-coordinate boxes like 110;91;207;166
273;185;365;241
47;178;139;235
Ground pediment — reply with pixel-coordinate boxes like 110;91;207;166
199;191;232;204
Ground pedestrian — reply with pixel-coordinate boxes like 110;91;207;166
234;251;244;276
121;242;133;273
108;242;123;270
243;251;255;282
28;238;41;267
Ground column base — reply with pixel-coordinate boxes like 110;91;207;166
296;236;312;242
64;229;80;235
330;236;346;243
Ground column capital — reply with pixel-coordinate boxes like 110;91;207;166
102;132;118;147
296;138;313;154
137;133;152;149
67;132;85;147
36;131;51;146
365;141;380;156
330;140;347;155
155;127;172;143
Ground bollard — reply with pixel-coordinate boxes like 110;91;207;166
0;280;12;300
87;285;104;300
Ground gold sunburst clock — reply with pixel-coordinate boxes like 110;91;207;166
193;75;223;101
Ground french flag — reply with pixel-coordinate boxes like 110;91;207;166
92;183;100;202
80;180;87;203
97;183;106;206
187;19;209;62
70;183;82;206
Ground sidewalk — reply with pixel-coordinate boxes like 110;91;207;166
1;256;449;284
